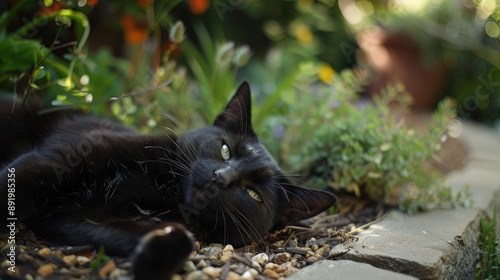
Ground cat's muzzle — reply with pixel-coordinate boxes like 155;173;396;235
211;166;237;189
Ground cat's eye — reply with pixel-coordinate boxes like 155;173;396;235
245;187;263;202
221;143;231;161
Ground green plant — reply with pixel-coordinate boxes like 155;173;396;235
298;82;472;214
0;1;474;215
179;23;252;126
90;246;111;271
0;2;91;101
476;210;500;279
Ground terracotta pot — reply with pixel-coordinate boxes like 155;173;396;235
358;26;449;110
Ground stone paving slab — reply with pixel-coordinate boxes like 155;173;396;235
287;121;500;279
459;121;500;160
288;260;418;280
447;167;500;210
459;122;500;171
332;208;484;279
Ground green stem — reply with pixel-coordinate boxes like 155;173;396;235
15;9;90;53
15;9;90;90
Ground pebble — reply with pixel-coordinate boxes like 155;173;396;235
251;261;262;273
186;270;210;280
37;264;55;277
247;268;259;276
226;271;241;280
109;268;128;279
197;259;208;269
223;244;234;252
265;263;279;271
219;245;234;262
183;261;197;272
311;244;319;251
251;253;269;267
241;270;255;280
273;252;291;265
200;245;223;257
234;263;246;274
98;260;116;277
240;271;255;280
307;256;322;264
316;244;330;257
202;266;221;278
219;249;233;262
272;240;283;247
53;250;64;258
279;263;298;277
193;241;201;251
63;255;77;266
38;248;51;256
77;256;90;266
263;268;280;279
328;246;350;258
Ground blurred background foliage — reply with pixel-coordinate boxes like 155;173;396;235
0;0;495;211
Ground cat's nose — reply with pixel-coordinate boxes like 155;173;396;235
212;167;236;188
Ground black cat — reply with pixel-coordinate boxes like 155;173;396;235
0;82;336;279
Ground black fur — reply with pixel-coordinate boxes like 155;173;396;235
0;82;336;278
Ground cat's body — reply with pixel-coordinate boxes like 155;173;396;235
0;82;336;279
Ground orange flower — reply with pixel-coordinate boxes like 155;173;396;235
138;0;151;7
87;0;99;6
121;15;148;44
189;0;210;15
40;1;65;15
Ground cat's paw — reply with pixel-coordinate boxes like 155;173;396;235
132;223;194;280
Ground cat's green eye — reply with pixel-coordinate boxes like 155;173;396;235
221;143;231;161
246;187;263;202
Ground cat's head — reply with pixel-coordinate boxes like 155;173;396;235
177;82;336;246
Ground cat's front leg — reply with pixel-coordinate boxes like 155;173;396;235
132;223;194;280
32;214;194;279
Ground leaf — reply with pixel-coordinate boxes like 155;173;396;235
0;37;44;73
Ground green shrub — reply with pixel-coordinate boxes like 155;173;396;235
296;82;471;214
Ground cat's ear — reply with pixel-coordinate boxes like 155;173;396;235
214;81;253;135
275;180;337;228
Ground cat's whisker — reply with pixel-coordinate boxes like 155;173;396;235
228;209;261;246
159;111;195;139
145;138;195;169
227;205;263;245
137;158;192;176
206;208;220;235
274;181;290;200
159;126;199;161
157;113;200;160
220;206;229;245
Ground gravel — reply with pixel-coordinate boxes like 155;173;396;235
1;205;384;279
